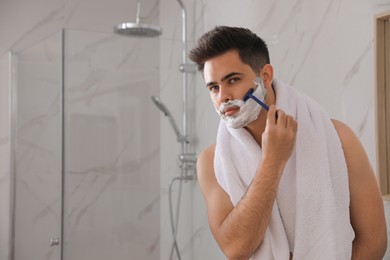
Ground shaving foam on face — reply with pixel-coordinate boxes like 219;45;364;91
217;77;267;128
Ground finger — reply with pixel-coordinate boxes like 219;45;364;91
293;119;298;134
286;115;294;128
266;105;277;128
276;109;286;127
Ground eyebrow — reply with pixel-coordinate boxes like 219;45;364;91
205;72;244;88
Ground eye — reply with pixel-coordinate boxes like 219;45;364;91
208;85;219;93
228;77;240;84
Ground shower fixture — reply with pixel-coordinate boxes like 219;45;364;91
114;1;196;260
114;0;163;37
151;96;188;143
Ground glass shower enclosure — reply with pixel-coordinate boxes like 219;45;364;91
11;29;161;260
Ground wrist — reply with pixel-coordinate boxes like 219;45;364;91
258;157;286;177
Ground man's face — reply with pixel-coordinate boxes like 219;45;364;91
203;50;259;119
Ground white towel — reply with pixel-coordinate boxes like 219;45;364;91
214;79;355;259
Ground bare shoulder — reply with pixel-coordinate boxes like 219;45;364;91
331;119;359;146
331;118;379;188
197;144;216;166
331;119;368;168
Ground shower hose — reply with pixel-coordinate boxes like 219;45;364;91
169;175;183;260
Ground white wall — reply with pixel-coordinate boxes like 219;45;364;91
1;0;390;260
0;53;11;260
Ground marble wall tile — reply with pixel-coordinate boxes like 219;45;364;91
64;0;160;35
0;53;11;260
0;0;159;55
63;30;161;260
13;31;62;260
0;0;64;55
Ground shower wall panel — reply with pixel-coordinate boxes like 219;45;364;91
0;53;11;260
12;29;161;260
62;30;160;260
13;31;62;260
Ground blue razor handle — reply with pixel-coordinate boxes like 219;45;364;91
243;88;269;111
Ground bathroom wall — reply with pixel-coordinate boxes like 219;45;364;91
0;53;11;260
1;0;390;260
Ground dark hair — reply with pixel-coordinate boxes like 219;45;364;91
189;26;270;73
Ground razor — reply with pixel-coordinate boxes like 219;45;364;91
243;88;269;111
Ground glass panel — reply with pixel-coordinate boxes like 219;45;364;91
13;31;62;260
63;29;160;260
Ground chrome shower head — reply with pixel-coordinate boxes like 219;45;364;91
114;22;162;37
151;96;170;116
114;0;162;37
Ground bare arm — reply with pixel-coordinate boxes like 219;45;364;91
332;119;387;260
197;106;297;259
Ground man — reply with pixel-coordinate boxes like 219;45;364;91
189;26;387;259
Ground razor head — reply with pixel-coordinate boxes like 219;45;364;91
243;88;255;102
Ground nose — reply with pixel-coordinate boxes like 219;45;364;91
218;86;232;103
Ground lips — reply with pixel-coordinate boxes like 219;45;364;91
223;106;240;116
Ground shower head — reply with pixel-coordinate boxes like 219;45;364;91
151;96;187;143
151;96;170;116
114;22;162;37
114;0;162;37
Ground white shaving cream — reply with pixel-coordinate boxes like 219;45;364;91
217;77;267;128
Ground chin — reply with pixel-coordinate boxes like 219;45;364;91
225;118;252;129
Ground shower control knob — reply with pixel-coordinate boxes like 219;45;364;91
49;237;60;247
179;153;197;163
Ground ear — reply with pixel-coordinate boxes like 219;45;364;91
260;64;274;89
